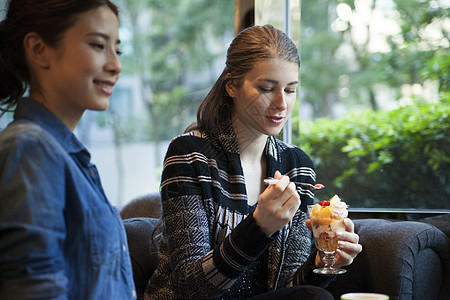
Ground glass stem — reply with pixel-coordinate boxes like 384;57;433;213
323;252;336;269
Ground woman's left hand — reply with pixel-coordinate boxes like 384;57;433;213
306;218;363;268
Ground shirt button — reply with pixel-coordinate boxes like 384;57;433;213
132;289;136;298
123;244;127;252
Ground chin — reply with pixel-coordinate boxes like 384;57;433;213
264;129;282;137
92;100;110;111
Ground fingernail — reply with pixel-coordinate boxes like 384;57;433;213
338;241;346;247
336;231;343;237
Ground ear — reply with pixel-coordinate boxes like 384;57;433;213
23;32;51;69
225;80;237;98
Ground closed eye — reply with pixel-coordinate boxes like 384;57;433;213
90;43;105;50
259;87;273;93
285;88;296;94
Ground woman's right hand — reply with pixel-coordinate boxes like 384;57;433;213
253;171;301;236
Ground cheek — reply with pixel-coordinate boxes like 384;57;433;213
235;89;259;109
72;52;98;71
246;88;271;109
259;93;273;107
246;98;268;117
286;95;296;110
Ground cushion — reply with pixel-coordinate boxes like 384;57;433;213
120;193;162;220
123;217;161;299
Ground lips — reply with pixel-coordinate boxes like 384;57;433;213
267;115;284;125
94;79;115;95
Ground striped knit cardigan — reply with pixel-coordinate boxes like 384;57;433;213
145;122;334;299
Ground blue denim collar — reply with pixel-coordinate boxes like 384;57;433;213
14;98;90;164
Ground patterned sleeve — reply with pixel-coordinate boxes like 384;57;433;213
151;135;276;299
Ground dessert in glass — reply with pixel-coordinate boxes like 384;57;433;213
308;194;348;274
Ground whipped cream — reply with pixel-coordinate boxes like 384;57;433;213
329;194;348;219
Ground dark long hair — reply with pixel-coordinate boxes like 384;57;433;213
0;0;119;115
186;24;300;134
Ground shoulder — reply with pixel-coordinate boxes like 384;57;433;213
1;120;59;149
165;130;214;156
170;130;204;143
0;120;65;165
0;121;68;211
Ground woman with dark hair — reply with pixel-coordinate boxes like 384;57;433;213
0;1;136;298
146;24;361;299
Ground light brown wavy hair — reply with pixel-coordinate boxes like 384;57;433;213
186;24;300;134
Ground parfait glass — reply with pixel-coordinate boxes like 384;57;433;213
308;204;347;274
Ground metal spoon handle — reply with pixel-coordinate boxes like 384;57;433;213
264;178;325;190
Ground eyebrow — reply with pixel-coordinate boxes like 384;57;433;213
87;32;121;45
259;79;299;86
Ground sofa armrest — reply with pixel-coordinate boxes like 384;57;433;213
123;217;161;300
327;219;449;300
120;193;162;220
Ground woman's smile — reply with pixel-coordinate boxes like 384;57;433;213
266;115;284;125
94;79;116;96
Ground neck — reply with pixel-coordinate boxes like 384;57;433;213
233;118;268;164
29;90;81;132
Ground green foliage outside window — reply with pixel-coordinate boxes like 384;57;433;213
293;101;450;209
116;0;234;141
72;0;448;207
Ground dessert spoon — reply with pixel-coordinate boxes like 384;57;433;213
264;178;325;190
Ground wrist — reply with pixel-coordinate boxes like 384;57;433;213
253;210;276;237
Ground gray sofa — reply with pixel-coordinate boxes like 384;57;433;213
121;194;450;300
327;219;449;299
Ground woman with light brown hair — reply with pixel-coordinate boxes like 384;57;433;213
146;24;361;300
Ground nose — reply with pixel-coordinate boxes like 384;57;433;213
106;51;122;75
272;89;287;110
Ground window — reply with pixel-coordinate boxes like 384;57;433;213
2;1;448;213
254;0;449;212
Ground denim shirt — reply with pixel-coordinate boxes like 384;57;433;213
0;98;136;299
